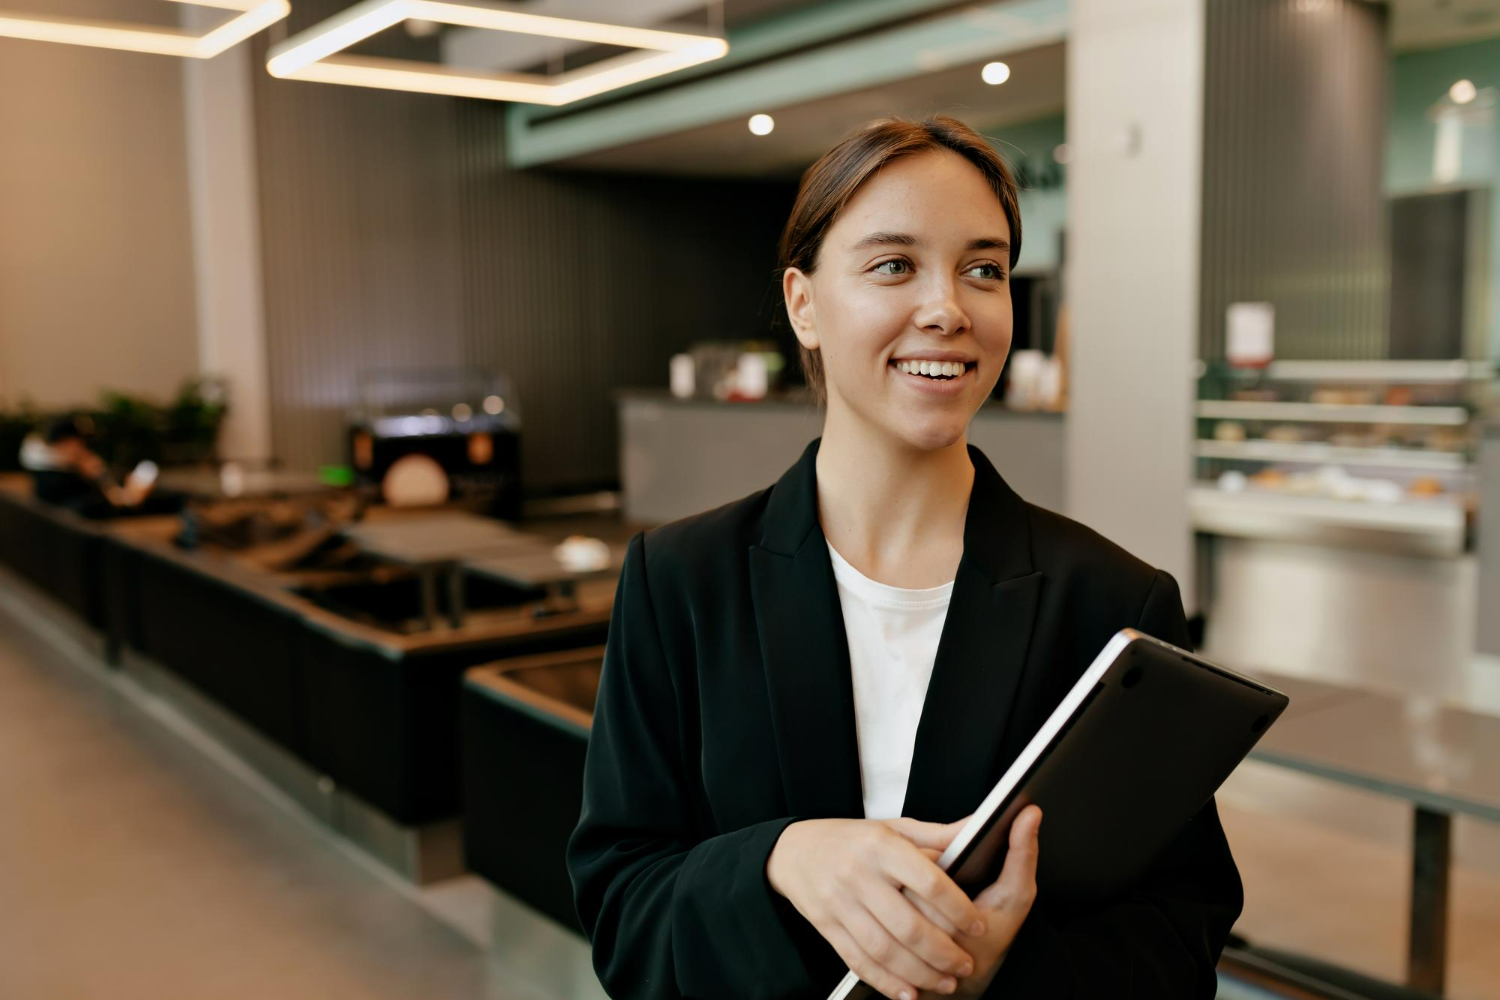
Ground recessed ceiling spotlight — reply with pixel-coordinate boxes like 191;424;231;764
1450;79;1477;105
981;61;1011;86
749;113;775;136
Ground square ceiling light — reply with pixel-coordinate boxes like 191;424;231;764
265;0;728;105
0;0;289;57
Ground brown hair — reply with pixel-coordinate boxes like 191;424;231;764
777;115;1023;404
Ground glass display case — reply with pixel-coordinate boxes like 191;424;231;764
1192;359;1495;555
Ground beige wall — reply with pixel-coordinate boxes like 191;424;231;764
0;26;198;411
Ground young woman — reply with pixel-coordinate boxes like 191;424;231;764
568;116;1242;1000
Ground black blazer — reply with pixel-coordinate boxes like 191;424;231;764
568;439;1242;999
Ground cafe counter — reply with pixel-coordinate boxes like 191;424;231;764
616;388;1066;524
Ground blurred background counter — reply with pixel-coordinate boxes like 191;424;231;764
616;388;1065;525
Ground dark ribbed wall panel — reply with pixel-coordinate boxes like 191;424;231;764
1200;0;1390;361
250;9;794;490
453;101;794;492
251;13;465;474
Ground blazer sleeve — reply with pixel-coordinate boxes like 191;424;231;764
567;531;814;1000
982;569;1245;999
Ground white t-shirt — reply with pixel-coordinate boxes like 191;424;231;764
826;541;954;820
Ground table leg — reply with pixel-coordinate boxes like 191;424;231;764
544;579;578;612
446;564;466;629
419;568;439;631
1407;806;1452;995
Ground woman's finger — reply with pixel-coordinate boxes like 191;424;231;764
863;879;973;976
879;839;986;937
975;806;1042;912
901;884;959;937
821;923;919;1000
844;900;958;994
881;816;970;852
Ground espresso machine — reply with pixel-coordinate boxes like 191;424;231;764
348;367;522;519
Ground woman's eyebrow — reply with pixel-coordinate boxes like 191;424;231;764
846;232;1011;254
848;231;918;252
967;237;1010;253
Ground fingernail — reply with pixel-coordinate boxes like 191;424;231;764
970;920;987;937
957;961;973;976
941;978;957;994
900;990;915;1000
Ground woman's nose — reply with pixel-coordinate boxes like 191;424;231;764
912;278;969;335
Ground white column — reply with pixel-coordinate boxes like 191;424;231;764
181;22;274;464
1064;0;1204;603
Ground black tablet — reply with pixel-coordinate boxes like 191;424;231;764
828;628;1289;1000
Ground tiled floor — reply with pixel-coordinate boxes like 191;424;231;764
4;582;1497;1000
1218;763;1500;999
0;594;557;1000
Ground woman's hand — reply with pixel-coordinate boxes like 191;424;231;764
913;805;1042;999
767;816;986;1000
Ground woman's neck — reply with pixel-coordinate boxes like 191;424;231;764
814;406;974;589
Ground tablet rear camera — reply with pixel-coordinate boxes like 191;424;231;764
1121;666;1143;689
1251;714;1270;734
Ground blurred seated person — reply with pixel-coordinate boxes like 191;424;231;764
21;416;164;518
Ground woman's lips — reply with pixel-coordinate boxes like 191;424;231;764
888;360;974;397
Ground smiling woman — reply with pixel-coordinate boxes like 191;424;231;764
778;116;1022;414
567;116;1241;1000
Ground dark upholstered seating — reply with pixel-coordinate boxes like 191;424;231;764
0;479;108;630
461;648;603;932
299;611;607;826
2;482;615;832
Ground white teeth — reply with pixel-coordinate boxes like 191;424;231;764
893;359;968;377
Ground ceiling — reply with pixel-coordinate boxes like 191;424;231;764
719;0;825;29
554;40;1066;178
1389;0;1500;49
430;0;823;75
491;0;1500;178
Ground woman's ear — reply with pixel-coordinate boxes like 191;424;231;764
783;268;819;351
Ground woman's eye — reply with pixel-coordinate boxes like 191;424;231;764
873;259;910;275
966;263;1005;280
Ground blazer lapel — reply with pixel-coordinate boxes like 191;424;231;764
901;445;1044;822
749;438;865;820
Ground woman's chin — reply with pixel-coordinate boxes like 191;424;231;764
889;416;970;454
